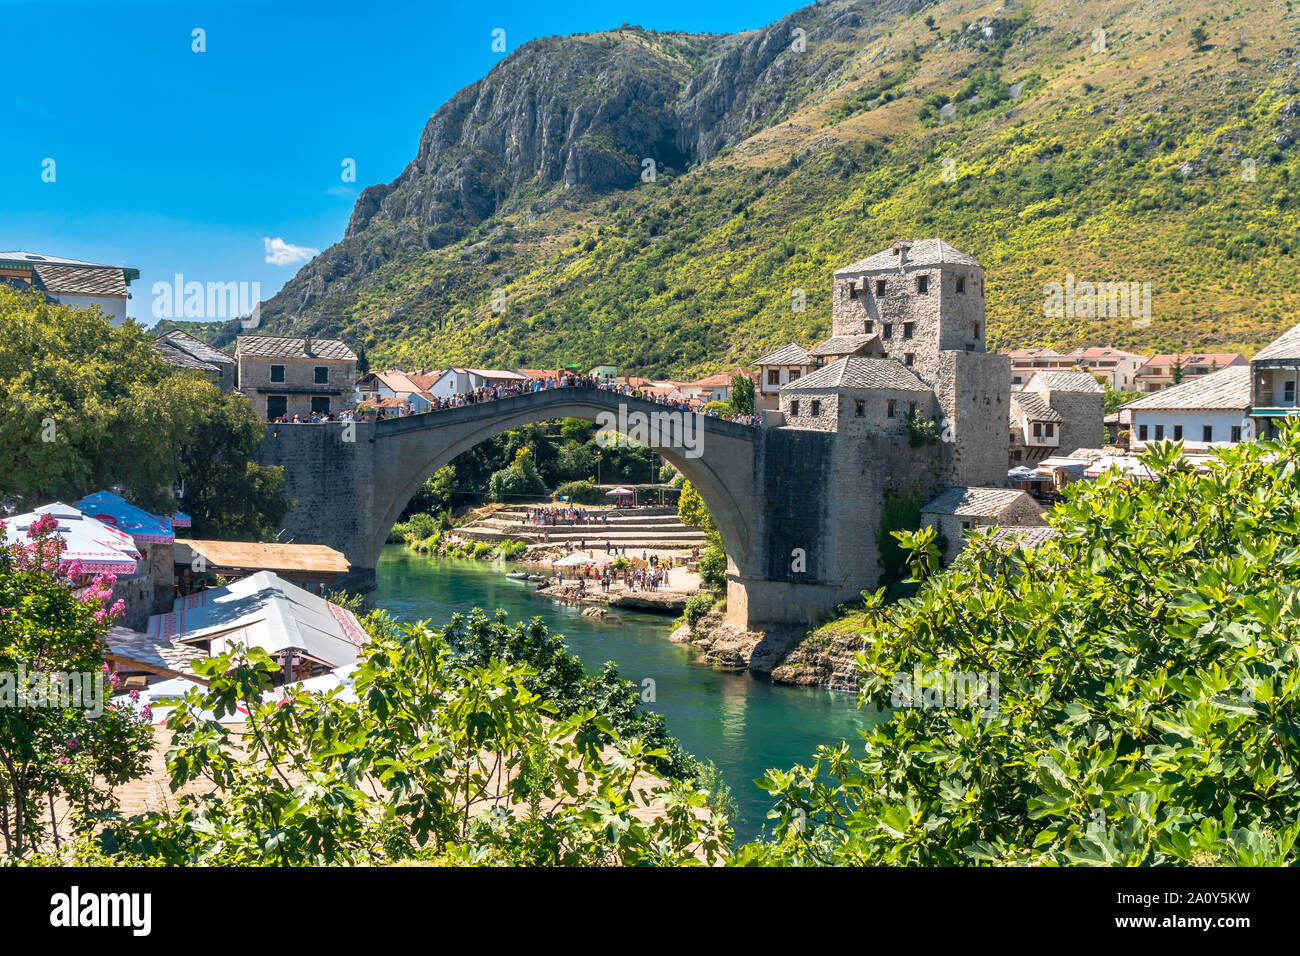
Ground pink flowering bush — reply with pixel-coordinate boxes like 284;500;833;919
0;517;153;859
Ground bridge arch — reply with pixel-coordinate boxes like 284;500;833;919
364;387;757;573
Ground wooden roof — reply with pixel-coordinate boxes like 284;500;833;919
175;540;350;575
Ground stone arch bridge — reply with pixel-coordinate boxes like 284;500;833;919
257;385;935;634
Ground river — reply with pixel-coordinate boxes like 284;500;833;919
375;545;878;841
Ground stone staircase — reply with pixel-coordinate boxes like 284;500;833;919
454;507;706;550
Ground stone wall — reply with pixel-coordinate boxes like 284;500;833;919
934;350;1012;487
237;355;356;419
833;261;986;387
1026;378;1104;455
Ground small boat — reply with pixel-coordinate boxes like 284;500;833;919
505;571;529;579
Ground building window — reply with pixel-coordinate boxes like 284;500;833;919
875;279;886;296
788;369;801;382
908;402;916;417
1045;423;1055;437
956;276;965;293
855;400;865;417
1173;425;1183;440
1202;424;1213;442
864;320;873;334
790;400;799;417
768;369;780;386
311;397;331;414
973;323;981;338
266;395;288;420
883;323;893;339
810;400;821;417
1033;422;1042;438
848;281;858;299
1139;424;1148;441
887;400;897;418
964;344;975;351
270;364;285;383
1231;425;1242;442
960;520;973;531
1155;424;1165;440
916;275;929;294
1287;381;1296;404
903;322;915;340
314;366;329;384
904;353;915;366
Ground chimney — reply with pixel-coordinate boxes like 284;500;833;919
303;335;313;356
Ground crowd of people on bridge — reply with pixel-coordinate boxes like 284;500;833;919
274;368;761;427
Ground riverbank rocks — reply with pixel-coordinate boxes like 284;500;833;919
609;592;686;614
581;606;608;619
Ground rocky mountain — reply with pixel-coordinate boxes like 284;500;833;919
215;0;1300;377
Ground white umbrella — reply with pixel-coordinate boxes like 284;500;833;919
553;553;608;566
605;486;634;496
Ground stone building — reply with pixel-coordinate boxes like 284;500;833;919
234;334;358;421
753;342;816;410
920;487;1046;565
745;238;1015;620
1009;370;1103;460
155;329;236;392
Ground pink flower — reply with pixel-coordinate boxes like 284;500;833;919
128;689;140;701
27;513;58;538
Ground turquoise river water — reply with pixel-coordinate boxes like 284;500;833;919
374;545;875;841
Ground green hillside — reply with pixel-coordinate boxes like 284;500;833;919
233;0;1300;378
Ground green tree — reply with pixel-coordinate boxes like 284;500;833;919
1190;23;1209;49
729;374;755;416
178;388;292;540
738;428;1300;865
0;515;154;859
103;613;727;865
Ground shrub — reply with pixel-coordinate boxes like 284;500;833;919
683;592;715;629
554;480;605;505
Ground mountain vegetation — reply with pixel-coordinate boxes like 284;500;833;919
199;0;1298;378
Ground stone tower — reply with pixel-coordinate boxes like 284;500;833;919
831;238;987;388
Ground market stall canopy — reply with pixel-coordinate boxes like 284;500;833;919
149;570;368;671
170;511;192;528
0;503;140;574
75;490;174;544
1008;466;1044;481
605;487;634;496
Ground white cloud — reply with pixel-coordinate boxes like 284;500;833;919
263;236;319;266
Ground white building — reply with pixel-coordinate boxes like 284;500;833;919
1122;365;1252;449
424;368;528;399
753;343;817;410
0;251;139;325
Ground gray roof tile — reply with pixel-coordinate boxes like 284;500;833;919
236;335;357;361
921;486;1035;517
808;333;878;357
834;239;980;275
1121;365;1252;411
754;342;813;365
781;356;928;392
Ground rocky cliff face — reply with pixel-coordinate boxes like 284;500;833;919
256;1;927;331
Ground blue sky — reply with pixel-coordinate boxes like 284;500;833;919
1;0;799;324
